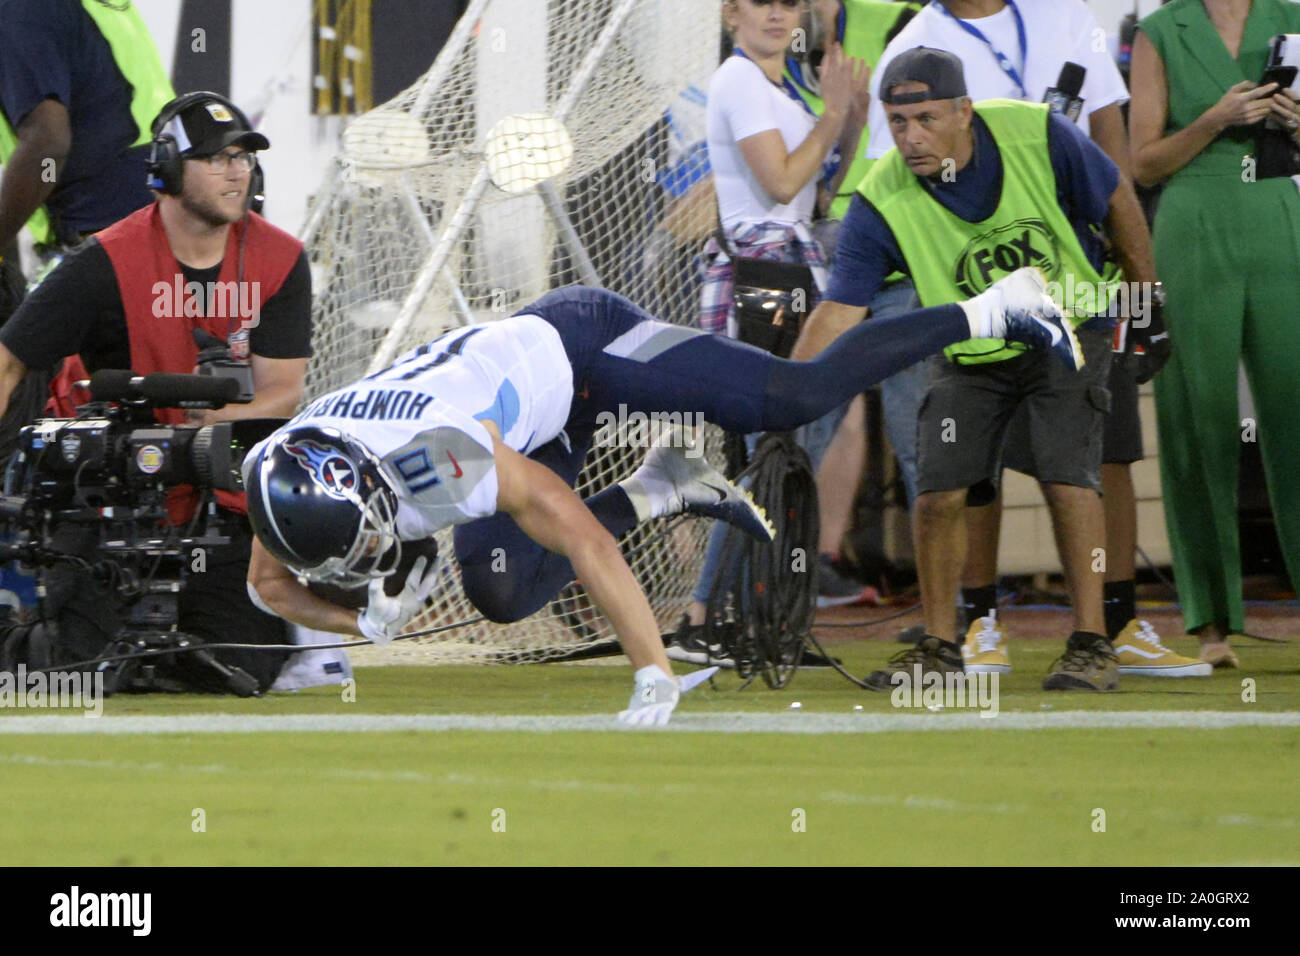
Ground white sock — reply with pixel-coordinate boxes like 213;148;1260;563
958;286;1001;340
618;472;678;523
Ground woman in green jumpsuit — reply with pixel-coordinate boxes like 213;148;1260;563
1130;0;1300;665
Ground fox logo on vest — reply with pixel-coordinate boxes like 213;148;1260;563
953;219;1061;297
285;440;360;501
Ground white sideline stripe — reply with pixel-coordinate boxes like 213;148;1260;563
1;710;1298;735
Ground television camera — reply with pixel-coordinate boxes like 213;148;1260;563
0;341;282;696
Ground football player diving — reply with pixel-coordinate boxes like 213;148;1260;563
245;275;1072;725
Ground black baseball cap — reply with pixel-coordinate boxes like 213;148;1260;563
879;47;968;105
155;93;270;157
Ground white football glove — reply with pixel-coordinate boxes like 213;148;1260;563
357;556;439;645
617;665;718;727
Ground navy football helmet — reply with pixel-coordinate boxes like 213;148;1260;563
246;426;402;587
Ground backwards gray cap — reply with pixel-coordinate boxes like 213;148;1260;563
879;46;968;105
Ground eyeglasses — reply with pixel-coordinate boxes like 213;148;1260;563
192;150;257;173
750;0;806;8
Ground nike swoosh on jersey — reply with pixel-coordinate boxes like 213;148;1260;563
446;450;463;478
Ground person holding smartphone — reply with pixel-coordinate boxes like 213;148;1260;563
1130;0;1300;667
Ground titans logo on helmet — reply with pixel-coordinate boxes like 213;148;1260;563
284;439;360;501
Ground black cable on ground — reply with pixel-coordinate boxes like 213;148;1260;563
707;431;818;689
19;615;489;677
693;432;931;690
804;626;877;691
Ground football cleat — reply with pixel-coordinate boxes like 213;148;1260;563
636;427;775;543
988;267;1084;371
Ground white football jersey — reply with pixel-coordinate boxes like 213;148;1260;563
248;314;573;537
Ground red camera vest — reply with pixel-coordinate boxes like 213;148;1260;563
83;203;302;521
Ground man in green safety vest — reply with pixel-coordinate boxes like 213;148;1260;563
791;47;1164;692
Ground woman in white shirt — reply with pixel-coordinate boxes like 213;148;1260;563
700;0;869;335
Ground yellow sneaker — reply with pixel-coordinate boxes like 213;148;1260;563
961;611;1010;674
1114;620;1212;677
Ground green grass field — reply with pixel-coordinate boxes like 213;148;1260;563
2;636;1297;866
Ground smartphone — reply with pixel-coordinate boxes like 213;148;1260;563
1261;64;1298;93
1260;64;1299;131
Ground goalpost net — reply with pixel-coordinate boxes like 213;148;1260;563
300;0;723;664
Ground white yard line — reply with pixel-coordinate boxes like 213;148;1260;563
0;710;1298;735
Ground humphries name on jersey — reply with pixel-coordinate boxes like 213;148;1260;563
247;314;576;539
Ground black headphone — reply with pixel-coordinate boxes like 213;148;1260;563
147;90;256;196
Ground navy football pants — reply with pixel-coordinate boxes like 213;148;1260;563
455;287;967;623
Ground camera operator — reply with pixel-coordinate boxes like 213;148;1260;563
0;92;311;692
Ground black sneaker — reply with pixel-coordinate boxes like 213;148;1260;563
664;616;736;669
862;636;963;691
1042;632;1120;691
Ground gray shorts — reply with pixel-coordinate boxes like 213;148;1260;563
1003;350;1144;474
915;329;1112;505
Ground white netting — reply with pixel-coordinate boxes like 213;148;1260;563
301;0;724;664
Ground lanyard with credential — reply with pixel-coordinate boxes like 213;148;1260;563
932;0;1029;99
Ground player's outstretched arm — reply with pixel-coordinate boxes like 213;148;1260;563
788;299;869;361
247;536;364;636
485;423;674;678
